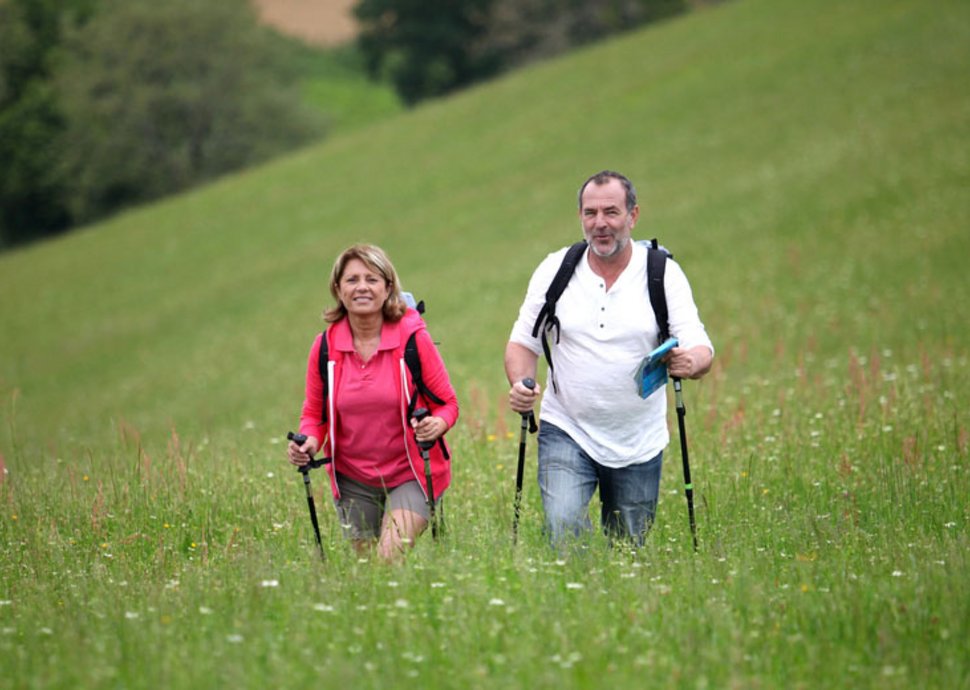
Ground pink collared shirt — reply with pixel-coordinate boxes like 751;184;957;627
299;309;459;498
329;322;414;488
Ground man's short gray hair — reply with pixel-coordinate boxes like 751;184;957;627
577;170;638;212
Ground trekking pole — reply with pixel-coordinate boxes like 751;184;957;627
286;432;330;561
512;378;538;544
410;408;438;541
671;379;698;551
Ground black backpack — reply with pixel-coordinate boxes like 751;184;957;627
531;238;671;393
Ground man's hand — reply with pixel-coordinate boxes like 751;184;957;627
666;345;714;380
508;378;541;415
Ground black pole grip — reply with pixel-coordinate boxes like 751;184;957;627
520;378;538;434
411;408;435;451
287;431;331;469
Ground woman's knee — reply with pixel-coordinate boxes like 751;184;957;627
377;509;427;561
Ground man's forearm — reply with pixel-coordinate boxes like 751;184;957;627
505;342;539;385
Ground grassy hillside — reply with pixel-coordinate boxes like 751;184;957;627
1;0;968;687
2;0;966;453
272;39;403;135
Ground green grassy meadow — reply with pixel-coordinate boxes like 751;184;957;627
1;0;969;687
272;39;403;135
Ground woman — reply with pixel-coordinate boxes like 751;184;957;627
287;244;459;562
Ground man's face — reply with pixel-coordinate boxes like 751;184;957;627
579;179;639;259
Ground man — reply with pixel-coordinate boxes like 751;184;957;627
505;170;713;546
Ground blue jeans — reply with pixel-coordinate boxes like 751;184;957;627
537;421;663;547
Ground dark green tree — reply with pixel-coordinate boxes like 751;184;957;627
354;0;689;106
354;0;499;106
481;0;688;69
54;0;323;224
0;0;94;247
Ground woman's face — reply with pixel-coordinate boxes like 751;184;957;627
337;258;389;318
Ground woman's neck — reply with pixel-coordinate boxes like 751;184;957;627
348;313;383;342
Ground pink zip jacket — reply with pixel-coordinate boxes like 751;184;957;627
299;308;459;501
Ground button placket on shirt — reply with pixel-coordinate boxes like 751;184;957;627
597;281;608;332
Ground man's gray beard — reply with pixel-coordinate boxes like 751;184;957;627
589;235;629;259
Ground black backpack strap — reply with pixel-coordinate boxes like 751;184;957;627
647;238;670;343
403;331;450;459
403;331;446;413
316;329;330;424
531;240;587;394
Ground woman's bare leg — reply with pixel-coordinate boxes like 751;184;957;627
377;509;427;563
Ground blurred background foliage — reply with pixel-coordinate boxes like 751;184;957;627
0;0;704;249
355;0;691;105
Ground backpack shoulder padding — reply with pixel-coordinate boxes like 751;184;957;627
403;331;446;412
531;240;588;339
531;240;587;394
646;239;670;343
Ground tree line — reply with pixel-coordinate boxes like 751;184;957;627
1;0;693;250
0;0;322;249
356;0;691;105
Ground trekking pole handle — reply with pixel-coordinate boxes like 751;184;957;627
411;408;436;451
286;431;330;470
520;378;538;433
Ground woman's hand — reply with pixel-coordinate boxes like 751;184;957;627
411;415;448;444
287;435;320;466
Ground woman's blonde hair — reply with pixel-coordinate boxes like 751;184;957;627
324;243;408;323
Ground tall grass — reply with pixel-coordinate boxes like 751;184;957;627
1;0;968;687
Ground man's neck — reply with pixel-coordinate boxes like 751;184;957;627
587;242;633;291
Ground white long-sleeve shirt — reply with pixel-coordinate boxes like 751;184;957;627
509;240;713;467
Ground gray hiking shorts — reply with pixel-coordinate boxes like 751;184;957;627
334;472;432;540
